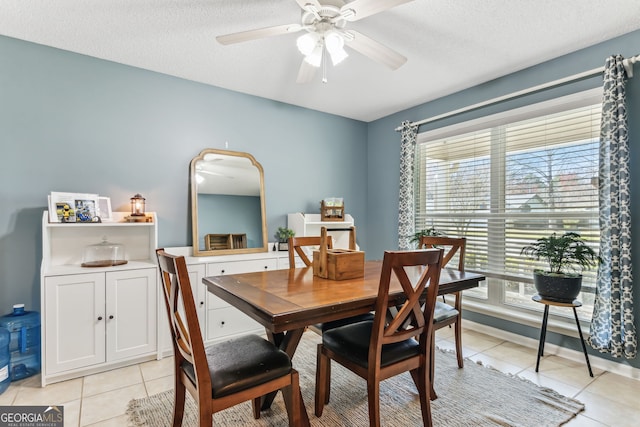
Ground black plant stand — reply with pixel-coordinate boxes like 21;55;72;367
532;294;593;377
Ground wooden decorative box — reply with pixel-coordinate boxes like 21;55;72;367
320;200;345;221
313;249;364;280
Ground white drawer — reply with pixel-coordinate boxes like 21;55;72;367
206;259;278;309
206;259;278;276
206;307;262;340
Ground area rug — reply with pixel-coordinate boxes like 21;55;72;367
127;332;583;426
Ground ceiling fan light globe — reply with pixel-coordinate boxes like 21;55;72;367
324;32;344;54
304;46;323;67
329;48;348;66
296;33;318;55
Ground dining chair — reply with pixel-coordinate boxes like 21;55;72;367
155;249;302;427
288;235;374;333
288;235;334;268
419;236;466;398
315;249;444;427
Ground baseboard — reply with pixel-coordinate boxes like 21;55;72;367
463;319;640;381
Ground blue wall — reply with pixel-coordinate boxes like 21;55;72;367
0;36;368;313
367;29;640;368
2;28;640;368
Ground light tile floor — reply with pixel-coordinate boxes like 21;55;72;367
1;328;640;426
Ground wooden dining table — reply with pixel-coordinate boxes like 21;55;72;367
203;260;485;425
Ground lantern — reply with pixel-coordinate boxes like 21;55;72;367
130;194;146;216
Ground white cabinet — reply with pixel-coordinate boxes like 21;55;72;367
44;268;156;375
160;248;288;350
41;211;158;386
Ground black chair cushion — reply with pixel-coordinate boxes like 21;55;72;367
434;301;459;324
317;312;375;333
181;334;291;398
322;321;419;368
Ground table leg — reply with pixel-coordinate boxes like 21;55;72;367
262;328;309;426
535;304;550;373
573;307;594;377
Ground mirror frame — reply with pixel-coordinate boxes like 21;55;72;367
190;149;268;256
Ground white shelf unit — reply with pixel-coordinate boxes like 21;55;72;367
287;213;357;251
40;211;159;386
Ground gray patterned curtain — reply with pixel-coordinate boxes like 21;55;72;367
398;121;419;250
588;55;637;358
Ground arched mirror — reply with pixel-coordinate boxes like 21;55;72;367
190;149;268;256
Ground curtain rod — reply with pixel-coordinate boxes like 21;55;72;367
396;54;640;132
623;54;640;77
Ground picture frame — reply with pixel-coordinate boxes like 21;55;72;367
97;196;113;222
49;192;100;223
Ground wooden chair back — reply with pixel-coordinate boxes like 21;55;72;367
314;248;444;426
371;249;444;354
156;249;302;426
288;235;333;268
419;236;466;271
156;249;211;398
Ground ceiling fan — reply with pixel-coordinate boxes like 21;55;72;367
216;0;414;83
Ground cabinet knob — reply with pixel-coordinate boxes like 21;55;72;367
200;301;204;306
221;269;225;274
264;265;268;270
220;321;225;327
97;316;103;321
109;315;114;320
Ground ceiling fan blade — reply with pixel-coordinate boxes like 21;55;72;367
294;0;322;13
345;30;407;70
340;0;415;21
297;59;317;83
217;23;302;45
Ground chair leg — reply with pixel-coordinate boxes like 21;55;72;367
366;380;381;427
282;369;302;427
251;397;261;419
315;344;328;417
325;358;331;404
417;365;433;427
172;378;186;427
198;403;212;427
454;318;464;368
429;337;437;400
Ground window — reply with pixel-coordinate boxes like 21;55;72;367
415;89;602;321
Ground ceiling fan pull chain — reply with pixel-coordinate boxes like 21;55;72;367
322;42;328;83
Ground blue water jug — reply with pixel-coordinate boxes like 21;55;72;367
0;326;9;394
0;304;41;381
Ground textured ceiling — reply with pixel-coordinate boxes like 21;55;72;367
2;0;640;122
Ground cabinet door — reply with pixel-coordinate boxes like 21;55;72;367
44;274;106;374
105;269;157;361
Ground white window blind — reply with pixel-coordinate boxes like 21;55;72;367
415;89;602;316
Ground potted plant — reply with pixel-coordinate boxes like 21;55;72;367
409;227;443;248
275;227;295;251
520;231;600;302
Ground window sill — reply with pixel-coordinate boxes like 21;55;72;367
461;298;589;340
